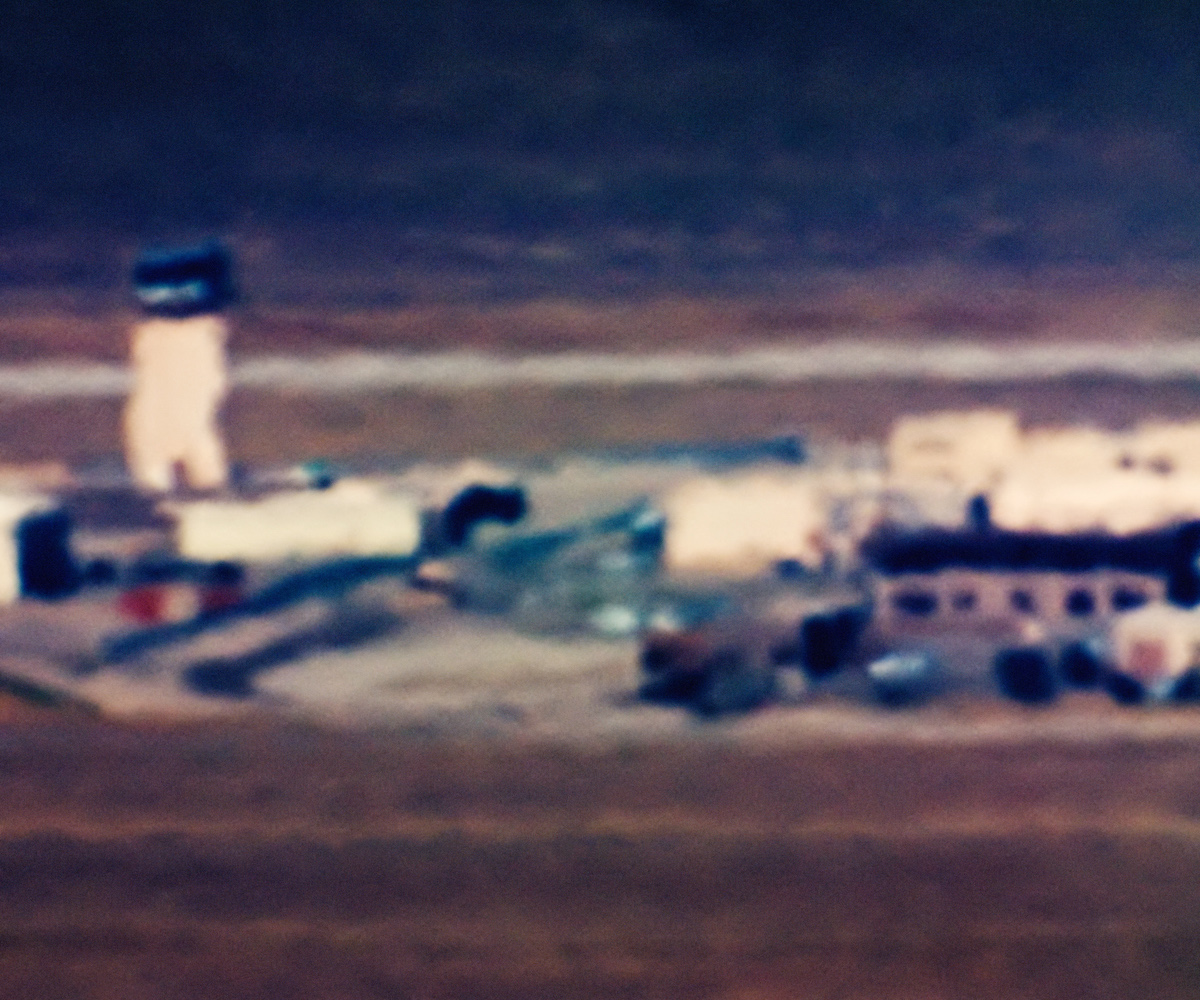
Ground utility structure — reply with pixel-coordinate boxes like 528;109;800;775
125;243;234;493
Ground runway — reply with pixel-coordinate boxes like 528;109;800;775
5;339;1200;400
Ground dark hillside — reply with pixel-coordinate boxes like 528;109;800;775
3;0;1200;305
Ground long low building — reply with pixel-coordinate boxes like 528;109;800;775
169;480;424;563
861;522;1200;631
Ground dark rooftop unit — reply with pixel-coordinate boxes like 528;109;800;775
861;522;1200;608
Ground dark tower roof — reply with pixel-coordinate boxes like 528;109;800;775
132;242;235;317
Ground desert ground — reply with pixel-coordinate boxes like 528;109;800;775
8;279;1200;468
7;276;1200;999
3;709;1200;999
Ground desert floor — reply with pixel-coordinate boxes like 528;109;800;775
0;708;1198;999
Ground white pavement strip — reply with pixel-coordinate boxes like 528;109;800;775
6;341;1200;400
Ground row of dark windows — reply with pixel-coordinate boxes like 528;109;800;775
891;584;1149;618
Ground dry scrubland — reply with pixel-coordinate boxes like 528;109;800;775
6;267;1200;1000
4;271;1200;363
7;374;1200;470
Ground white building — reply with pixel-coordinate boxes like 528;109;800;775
170;479;422;563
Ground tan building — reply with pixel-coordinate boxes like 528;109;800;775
126;243;235;493
886;410;1021;493
661;471;831;577
862;523;1196;634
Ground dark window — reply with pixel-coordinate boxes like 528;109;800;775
951;590;977;612
892;590;938;617
1060;641;1103;688
1010;589;1036;614
799;609;866;678
1064;588;1095;617
1112;586;1148;612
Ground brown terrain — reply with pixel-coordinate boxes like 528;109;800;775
0;710;1195;998
3;277;1199;999
8;372;1200;471
5;271;1200;363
